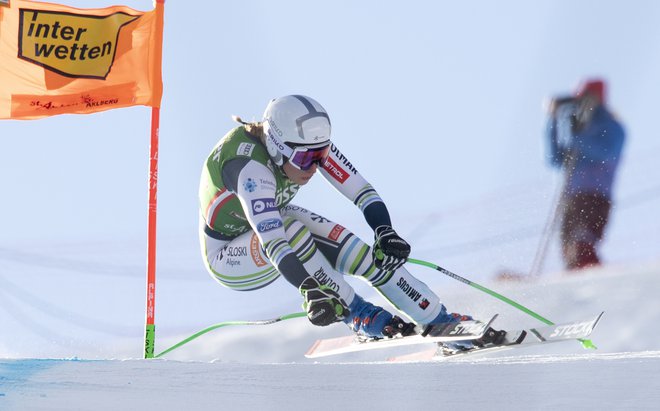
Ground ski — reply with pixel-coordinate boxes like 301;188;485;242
388;312;604;362
304;315;498;359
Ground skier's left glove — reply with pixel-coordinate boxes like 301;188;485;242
299;277;349;327
372;225;411;271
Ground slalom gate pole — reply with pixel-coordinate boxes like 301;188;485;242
408;258;596;349
154;312;306;358
143;0;166;360
143;107;160;359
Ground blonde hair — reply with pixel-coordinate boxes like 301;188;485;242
232;115;264;139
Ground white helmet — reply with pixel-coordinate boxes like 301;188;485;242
263;95;331;166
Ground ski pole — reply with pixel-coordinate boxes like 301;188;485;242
408;258;596;349
154;312;306;358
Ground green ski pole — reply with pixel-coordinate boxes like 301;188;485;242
408;258;596;349
155;312;306;358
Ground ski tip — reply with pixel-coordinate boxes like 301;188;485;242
578;312;604;350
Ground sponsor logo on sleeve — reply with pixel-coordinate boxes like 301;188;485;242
328;145;358;174
251;198;278;215
257;218;283;233
323;157;349;184
328;224;345;241
250;233;268;267
310;213;330;224
243;178;257;192
237;142;255;157
259;178;276;189
283;205;309;213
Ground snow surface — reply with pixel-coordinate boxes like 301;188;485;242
2;353;660;410
2;255;660;410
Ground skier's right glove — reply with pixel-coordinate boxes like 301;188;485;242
299;277;349;327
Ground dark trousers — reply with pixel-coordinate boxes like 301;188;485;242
560;192;611;270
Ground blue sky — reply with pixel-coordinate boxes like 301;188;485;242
2;0;659;281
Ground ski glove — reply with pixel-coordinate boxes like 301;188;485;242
373;225;410;272
299;277;349;327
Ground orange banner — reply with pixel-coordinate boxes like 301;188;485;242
0;0;163;119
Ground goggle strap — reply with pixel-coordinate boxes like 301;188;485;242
266;128;294;158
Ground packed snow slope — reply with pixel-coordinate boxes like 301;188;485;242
2;353;659;410
1;256;659;410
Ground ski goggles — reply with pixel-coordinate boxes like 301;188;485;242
285;142;331;171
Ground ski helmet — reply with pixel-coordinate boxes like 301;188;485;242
262;95;332;167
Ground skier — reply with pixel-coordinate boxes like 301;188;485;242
198;95;494;350
546;79;625;270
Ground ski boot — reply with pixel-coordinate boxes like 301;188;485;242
344;295;415;340
440;316;507;353
383;315;417;338
474;327;507;348
425;311;490;354
440;327;508;356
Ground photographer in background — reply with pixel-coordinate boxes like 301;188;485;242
545;79;626;271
